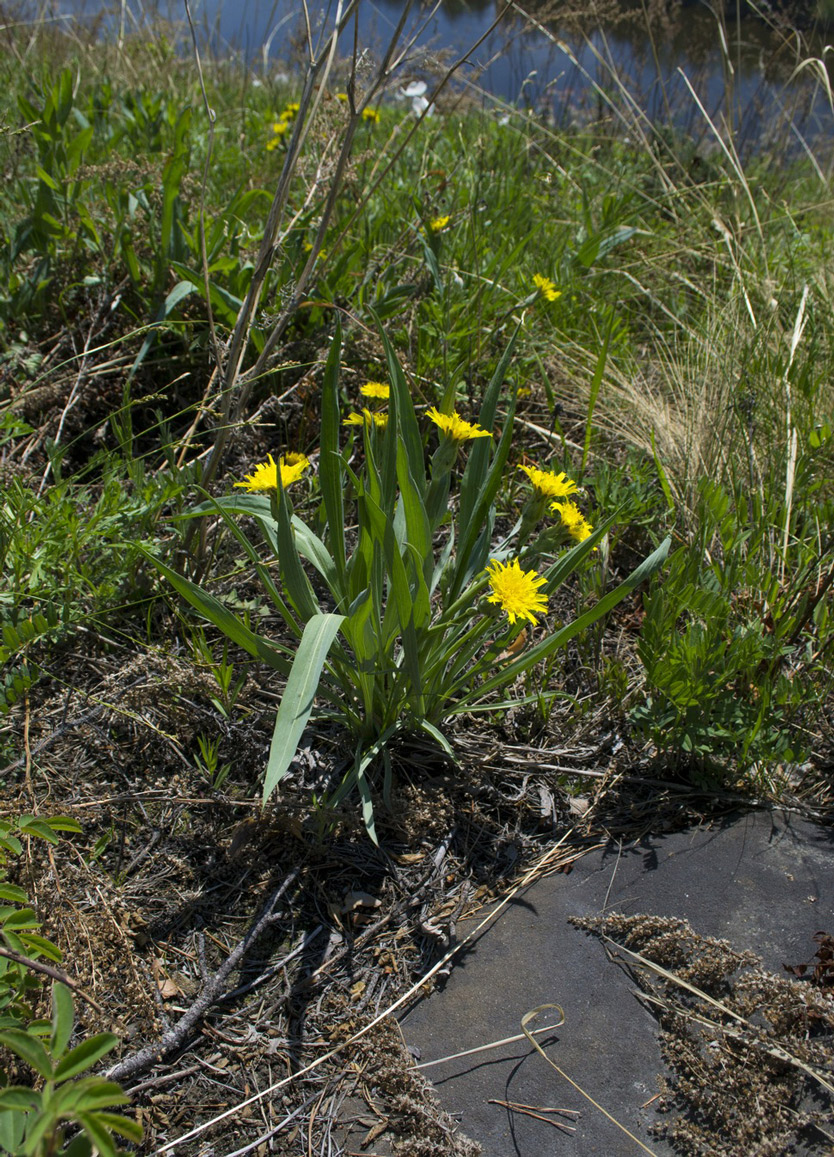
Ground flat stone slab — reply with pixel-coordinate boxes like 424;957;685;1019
401;809;834;1156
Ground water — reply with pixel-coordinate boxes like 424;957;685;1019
16;0;834;153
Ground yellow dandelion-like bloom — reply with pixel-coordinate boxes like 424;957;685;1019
485;558;549;626
234;453;310;492
426;407;491;442
428;215;451;234
362;107;381;123
266;120;290;151
533;273;561;302
359;381;390;401
519;464;579;500
552;500;593;542
280;102;300;120
343;409;389;430
335;92;349;102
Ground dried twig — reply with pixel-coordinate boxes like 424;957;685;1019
104;867;300;1083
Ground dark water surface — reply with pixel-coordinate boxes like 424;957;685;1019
18;0;834;150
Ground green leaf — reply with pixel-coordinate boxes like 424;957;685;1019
16;819;59;844
276;483;320;620
374;313;425;494
88;1110;143;1143
0;886;27;904
0;1029;54;1079
0;1096;30;1153
74;1112;117;1157
50;1079;128;1115
262;614;344;802
459;327;519;532
142;550;294;677
0;1087;40;1111
456;536;671;708
51;982;74;1057
54;1033;119;1082
42;816;82;835
18;933;62;963
319;320;347;589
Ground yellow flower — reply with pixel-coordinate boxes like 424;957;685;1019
266;120;290;151
428;215;451;234
485;558;549;626
234;453;310;491
533;273;561;302
362;107;380;123
280;102;300;120
552;500;593;542
359;381;390;401
335;92;349;102
426;407;491;442
519;464;579;500
343;409;389;430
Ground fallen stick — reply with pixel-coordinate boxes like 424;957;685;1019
104;868;300;1083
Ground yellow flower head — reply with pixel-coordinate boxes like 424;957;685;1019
362;107;381;123
533;273;561;302
551;500;593;542
426;407;491;443
280;102;300;120
428;215;451;234
359;381;390;401
519;464;579;500
485;558;549;626
234;453;310;492
343;409;389;430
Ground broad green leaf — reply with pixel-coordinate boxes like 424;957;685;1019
54;1032;119;1082
51;1080;129;1115
87;1110;143;1143
16;819;59;844
2;909;38;930
51;982;74;1057
42;816;82;834
0;1087;40;1111
0;886;27;904
18;933;62;963
75;1112;117;1157
263;614;344;802
0;1029;54;1079
0;1098;29;1153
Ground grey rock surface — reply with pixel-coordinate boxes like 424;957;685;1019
401;809;834;1156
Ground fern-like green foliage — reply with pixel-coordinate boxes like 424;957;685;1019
0;608;62;716
0;818;140;1156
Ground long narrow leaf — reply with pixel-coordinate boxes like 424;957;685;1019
459;326;519;532
453;536;670;709
263;614;344;801
276;481;320;620
319;319;347;587
142;551;295;676
374;312;425;493
449;388;517;600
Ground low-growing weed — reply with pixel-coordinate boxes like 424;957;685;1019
0;816;139;1156
152;321;669;839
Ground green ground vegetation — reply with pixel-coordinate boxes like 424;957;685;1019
0;8;833;1151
